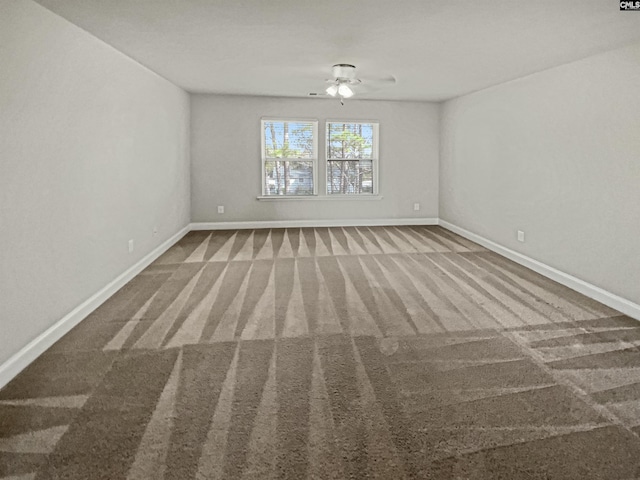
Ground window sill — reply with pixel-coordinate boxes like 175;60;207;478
257;195;383;202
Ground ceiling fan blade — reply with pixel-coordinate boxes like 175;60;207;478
359;75;396;86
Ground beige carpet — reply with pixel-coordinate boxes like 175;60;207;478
2;225;640;479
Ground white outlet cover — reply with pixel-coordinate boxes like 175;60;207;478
413;203;420;211
517;230;525;242
217;206;224;214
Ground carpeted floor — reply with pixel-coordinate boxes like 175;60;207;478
2;225;640;479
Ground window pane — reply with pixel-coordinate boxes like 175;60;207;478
327;160;373;194
264;121;315;159
327;123;374;160
265;160;314;195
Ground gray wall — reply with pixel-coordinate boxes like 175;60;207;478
440;42;640;306
0;0;190;366
191;95;439;222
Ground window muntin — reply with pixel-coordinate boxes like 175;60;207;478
261;119;317;196
326;122;378;195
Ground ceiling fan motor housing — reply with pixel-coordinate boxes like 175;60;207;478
332;64;357;80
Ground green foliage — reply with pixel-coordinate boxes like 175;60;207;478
327;128;372;160
264;121;314;158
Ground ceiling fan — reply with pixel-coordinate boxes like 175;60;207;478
320;64;396;104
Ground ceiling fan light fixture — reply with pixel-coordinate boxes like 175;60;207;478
338;84;353;98
326;84;338;96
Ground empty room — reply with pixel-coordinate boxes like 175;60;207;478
2;0;640;478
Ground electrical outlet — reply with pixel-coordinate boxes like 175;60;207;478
413;203;420;211
517;230;525;242
128;239;134;253
217;205;224;214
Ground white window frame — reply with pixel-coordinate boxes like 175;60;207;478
325;121;379;196
261;118;318;197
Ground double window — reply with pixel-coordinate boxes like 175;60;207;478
261;119;379;197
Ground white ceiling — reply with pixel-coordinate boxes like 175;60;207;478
35;0;640;101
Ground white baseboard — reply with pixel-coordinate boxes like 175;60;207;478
190;217;439;230
439;220;640;322
0;225;190;390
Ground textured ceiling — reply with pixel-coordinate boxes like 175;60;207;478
34;0;640;101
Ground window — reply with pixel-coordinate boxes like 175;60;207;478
326;122;378;195
261;119;318;196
